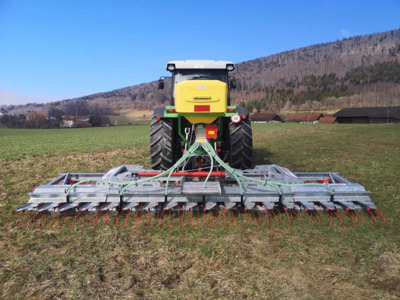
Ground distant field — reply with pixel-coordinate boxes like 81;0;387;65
0;123;399;299
108;109;153;125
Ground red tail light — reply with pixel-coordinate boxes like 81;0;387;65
194;105;210;112
206;125;218;139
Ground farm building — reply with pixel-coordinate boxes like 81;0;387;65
318;114;337;123
251;112;283;123
284;113;324;123
333;107;400;123
60;115;91;128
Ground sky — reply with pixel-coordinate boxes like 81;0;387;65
0;0;399;105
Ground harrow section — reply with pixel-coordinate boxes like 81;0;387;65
17;166;376;214
12;141;384;229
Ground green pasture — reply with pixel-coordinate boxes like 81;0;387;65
0;123;399;299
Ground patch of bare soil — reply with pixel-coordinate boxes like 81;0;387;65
370;252;400;297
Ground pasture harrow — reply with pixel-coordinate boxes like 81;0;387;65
9;140;385;231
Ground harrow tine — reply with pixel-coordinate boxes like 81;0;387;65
264;208;270;229
376;210;387;225
346;209;355;228
367;208;377;226
284;208;291;229
356;211;365;224
257;209;262;226
147;210;151;231
305;210;312;226
4;211;19;230
189;210;194;228
271;210;279;229
159;209;167;228
72;211;82;229
14;211;24;228
222;208;227;228
82;210;89;230
181;208;186;228
136;211;142;228
312;211;321;229
277;209;283;222
335;211;344;228
293;209;302;229
27;211;41;229
115;212;121;228
38;212;48;231
93;210;103;227
210;210;215;229
103;210;111;225
60;212;68;230
50;211;61;228
43;212;49;227
124;210;131;230
250;210;258;229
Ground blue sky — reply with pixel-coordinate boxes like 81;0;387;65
0;0;399;105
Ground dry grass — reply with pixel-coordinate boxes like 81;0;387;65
0;124;399;299
109;109;153;125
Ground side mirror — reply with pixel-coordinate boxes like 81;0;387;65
229;77;237;89
158;78;165;89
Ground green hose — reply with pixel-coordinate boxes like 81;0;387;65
201;143;244;195
200;142;334;196
121;142;200;195
66;140;334;200
202;146;214;189
66;143;199;197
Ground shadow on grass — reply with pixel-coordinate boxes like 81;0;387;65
253;147;274;166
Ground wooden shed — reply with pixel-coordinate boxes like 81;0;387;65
333;107;400;123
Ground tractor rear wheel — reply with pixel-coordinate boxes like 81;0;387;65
150;116;176;170
228;118;253;169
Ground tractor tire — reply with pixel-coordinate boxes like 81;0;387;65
150;116;175;170
228;118;253;169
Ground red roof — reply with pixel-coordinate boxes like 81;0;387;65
251;112;282;122
318;117;337;123
62;115;75;120
285;113;323;122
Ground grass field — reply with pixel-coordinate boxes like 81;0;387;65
0;124;399;299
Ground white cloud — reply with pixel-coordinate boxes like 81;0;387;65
340;28;351;39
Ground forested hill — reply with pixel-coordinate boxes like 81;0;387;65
5;28;400;114
233;28;400;111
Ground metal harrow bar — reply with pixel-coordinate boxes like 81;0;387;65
17;164;376;216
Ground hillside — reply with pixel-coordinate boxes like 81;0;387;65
4;28;400;116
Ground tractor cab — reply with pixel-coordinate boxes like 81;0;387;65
159;60;236;124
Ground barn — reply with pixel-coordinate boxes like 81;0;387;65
251;112;283;123
333;107;400;123
284;113;324;123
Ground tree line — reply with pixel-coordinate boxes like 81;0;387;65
0;102;112;128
